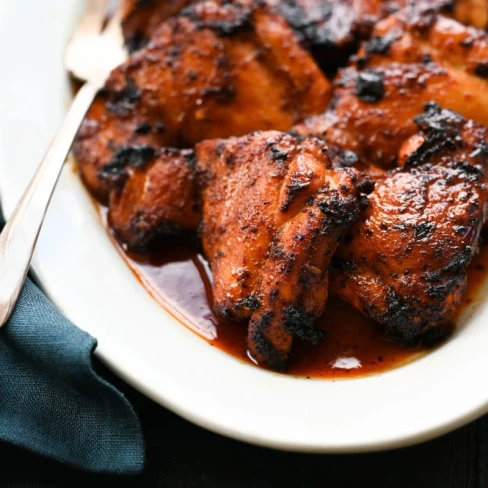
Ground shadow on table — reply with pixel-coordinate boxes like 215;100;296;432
0;361;485;488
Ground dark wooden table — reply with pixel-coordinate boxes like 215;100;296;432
1;360;486;488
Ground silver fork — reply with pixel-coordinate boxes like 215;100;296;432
0;0;127;326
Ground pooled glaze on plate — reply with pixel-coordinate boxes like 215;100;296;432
123;241;423;378
109;216;488;378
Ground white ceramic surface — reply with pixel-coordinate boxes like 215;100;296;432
1;0;488;453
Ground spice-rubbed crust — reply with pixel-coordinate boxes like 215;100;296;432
108;148;201;253
121;0;488;65
75;0;488;371
332;104;488;346
73;0;330;202
196;131;372;369
109;130;372;369
293;6;488;170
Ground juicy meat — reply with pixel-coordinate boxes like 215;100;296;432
362;4;488;75
73;0;330;202
121;0;385;60
108;148;201;252
196;132;371;370
82;0;488;371
332;103;488;346
294;8;488;169
108;131;370;369
121;0;488;64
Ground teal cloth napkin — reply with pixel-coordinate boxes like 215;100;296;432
0;277;144;473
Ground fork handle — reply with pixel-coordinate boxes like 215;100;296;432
0;81;99;327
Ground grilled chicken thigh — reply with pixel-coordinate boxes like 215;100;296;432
74;0;330;202
196;132;371;369
332;103;488;346
108;148;201;252
76;0;488;371
122;0;488;64
121;0;385;59
110;131;370;368
294;7;488;169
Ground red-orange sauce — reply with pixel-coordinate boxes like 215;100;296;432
118;235;488;378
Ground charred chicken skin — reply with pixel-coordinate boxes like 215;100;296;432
196;132;371;369
332;103;488;346
110;131;371;369
73;0;330;202
121;0;388;60
122;0;488;65
294;6;488;170
76;0;488;371
294;7;488;170
108;148;201;252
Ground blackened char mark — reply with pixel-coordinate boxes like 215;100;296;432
442;246;473;272
317;192;360;228
106;78;142;116
127;218;198;255
365;31;400;55
180;2;255;36
99;145;156;185
451;160;485;181
126;33;148;53
413;221;436;240
275;0;362;69
135;122;152;135
183;149;197;167
269;144;289;162
233;295;260;312
414;102;464;134
338;150;359;168
284;306;325;344
404;103;464;168
355;70;384;103
279;0;334;46
475;62;488;78
276;0;325;32
249;313;287;371
124;0;156;52
375;290;425;347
